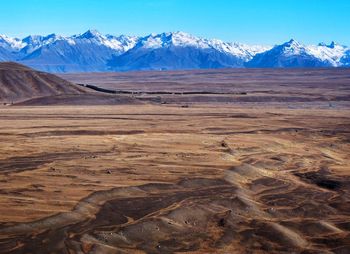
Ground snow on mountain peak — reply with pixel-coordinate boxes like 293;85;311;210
73;29;108;44
280;39;306;56
70;30;137;52
283;39;302;47
0;34;25;51
135;31;209;49
103;34;139;51
78;29;103;39
0;30;349;71
169;31;202;45
22;35;43;44
20;33;65;54
307;41;347;66
132;32;272;62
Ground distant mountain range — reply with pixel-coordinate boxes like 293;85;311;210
0;30;349;72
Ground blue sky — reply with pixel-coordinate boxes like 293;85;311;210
1;0;349;45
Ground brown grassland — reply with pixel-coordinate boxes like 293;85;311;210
0;68;349;253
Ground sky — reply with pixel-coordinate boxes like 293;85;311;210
0;0;349;45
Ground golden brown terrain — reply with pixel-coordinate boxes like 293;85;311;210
0;69;349;253
0;105;349;253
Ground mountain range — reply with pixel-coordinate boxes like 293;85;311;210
0;30;349;72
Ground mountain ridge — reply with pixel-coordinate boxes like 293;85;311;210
0;30;349;72
0;62;87;103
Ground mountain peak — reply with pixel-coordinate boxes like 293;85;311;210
329;41;338;48
137;31;200;49
317;41;341;48
78;29;103;39
168;31;201;45
0;30;349;71
0;35;25;51
45;33;58;38
0;34;12;40
20;33;64;54
284;39;301;47
148;31;196;41
169;31;192;37
22;35;44;43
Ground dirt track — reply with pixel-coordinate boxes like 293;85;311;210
0;104;349;253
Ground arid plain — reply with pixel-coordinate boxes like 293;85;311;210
0;68;349;253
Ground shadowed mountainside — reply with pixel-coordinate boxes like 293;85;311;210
0;62;87;103
0;62;142;105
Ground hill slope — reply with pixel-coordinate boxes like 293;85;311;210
0;62;87;103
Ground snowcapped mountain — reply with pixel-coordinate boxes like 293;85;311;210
0;35;25;60
108;31;270;71
20;34;63;55
71;30;139;52
307;42;347;67
0;30;139;72
247;39;327;68
18;30;139;72
246;39;349;68
0;30;348;72
0;35;25;51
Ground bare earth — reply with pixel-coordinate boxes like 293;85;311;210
0;69;350;253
